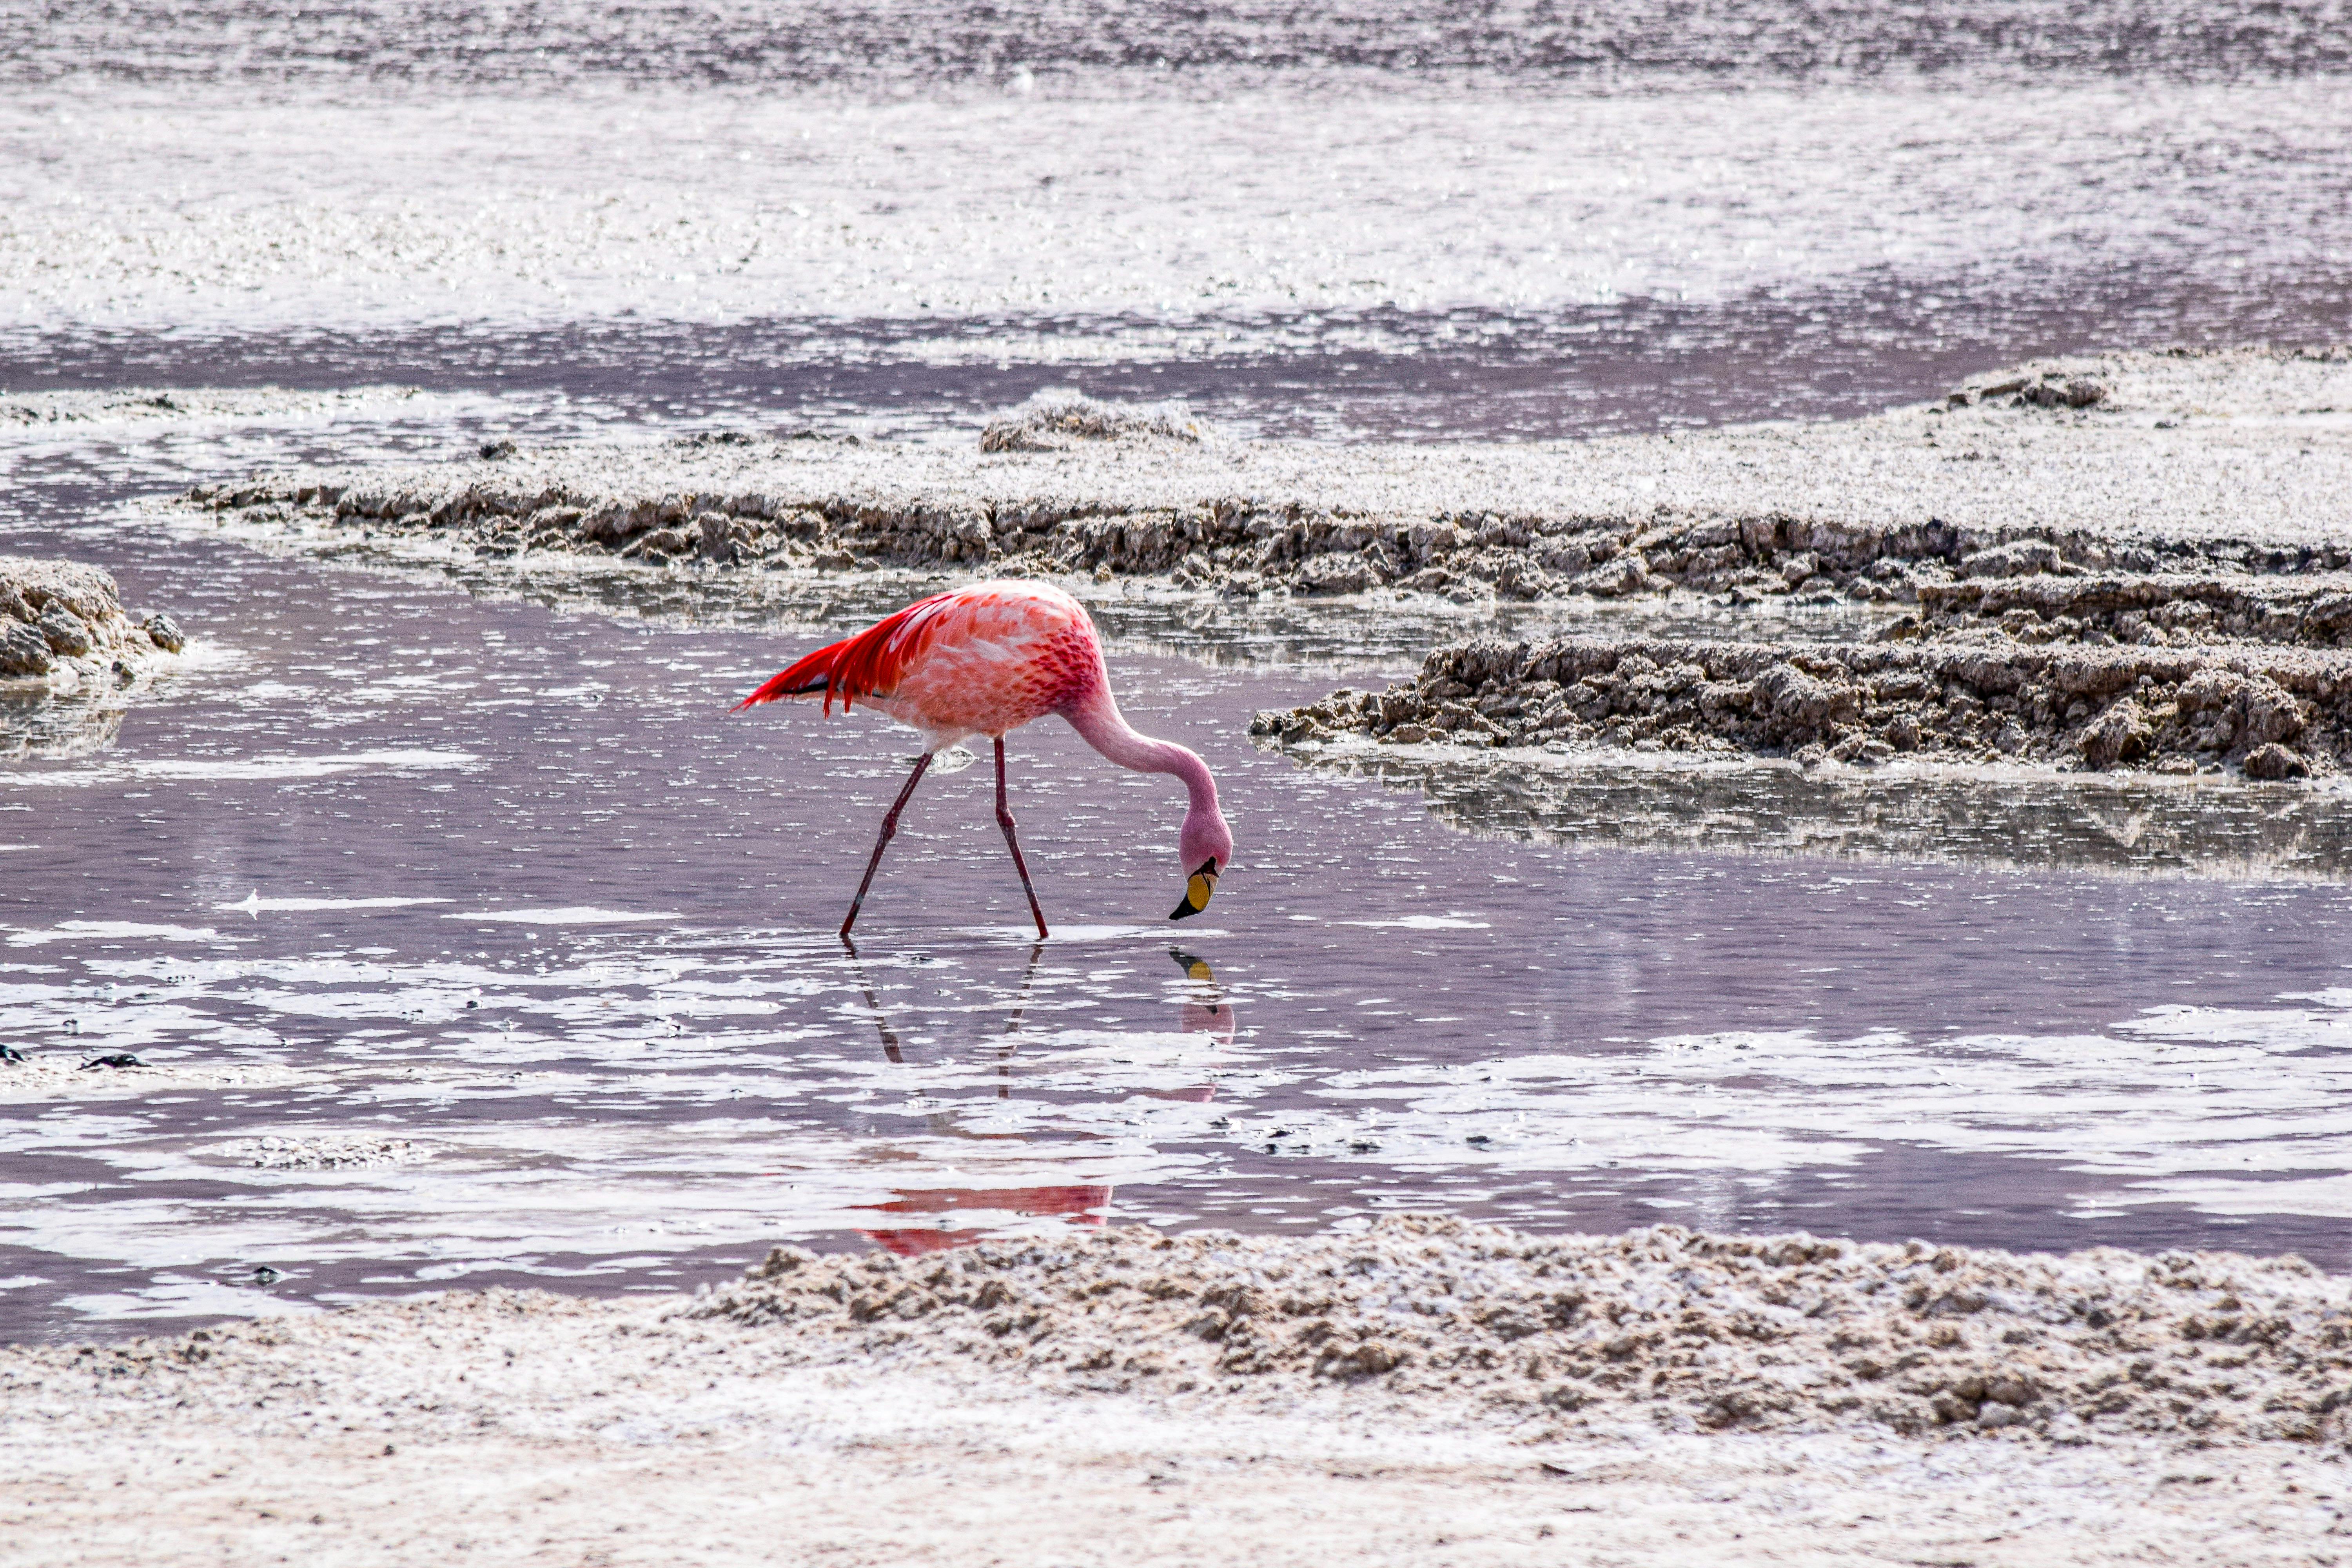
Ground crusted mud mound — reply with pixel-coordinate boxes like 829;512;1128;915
978;390;1208;454
701;1218;2352;1446
0;556;183;760
205;1134;433;1171
1255;635;2352;779
0;556;178;674
180;349;2352;603
1911;572;2352;650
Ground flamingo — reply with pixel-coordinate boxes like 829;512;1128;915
734;579;1234;940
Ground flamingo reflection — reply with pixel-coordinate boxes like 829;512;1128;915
1157;948;1233;1101
844;944;1232;1255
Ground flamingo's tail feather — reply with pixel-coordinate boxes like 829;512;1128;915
733;641;851;713
733;595;949;716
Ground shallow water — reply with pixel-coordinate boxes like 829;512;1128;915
9;450;2352;1338
7;4;2352;1341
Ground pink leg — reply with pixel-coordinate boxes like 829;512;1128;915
995;738;1050;939
840;753;933;941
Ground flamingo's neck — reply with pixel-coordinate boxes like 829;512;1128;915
1065;687;1218;815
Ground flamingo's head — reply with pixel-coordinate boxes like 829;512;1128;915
1170;806;1234;921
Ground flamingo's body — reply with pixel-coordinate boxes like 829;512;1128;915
737;581;1233;938
741;581;1100;745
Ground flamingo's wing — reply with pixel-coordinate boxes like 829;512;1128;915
733;592;959;716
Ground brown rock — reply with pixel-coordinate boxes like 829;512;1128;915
2243;743;2309;780
2238;676;2307;745
1572;557;1649;598
2079;699;2152;768
0;619;52;677
1297;552;1374;595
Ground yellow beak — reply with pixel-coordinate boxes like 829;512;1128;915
1170;860;1219;920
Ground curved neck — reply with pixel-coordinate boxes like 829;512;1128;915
1064;687;1218;815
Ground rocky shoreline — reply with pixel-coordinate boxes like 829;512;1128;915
1911;570;2352;650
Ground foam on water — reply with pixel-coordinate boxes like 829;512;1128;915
6;921;232;947
216;894;453;913
448;907;686;926
0;749;480;788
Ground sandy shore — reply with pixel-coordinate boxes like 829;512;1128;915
5;1220;2348;1565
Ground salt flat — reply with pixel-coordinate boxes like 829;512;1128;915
7;1221;2347;1566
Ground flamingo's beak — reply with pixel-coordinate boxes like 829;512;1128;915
1170;859;1219;921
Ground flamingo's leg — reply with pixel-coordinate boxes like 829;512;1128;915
840;752;933;941
995;738;1051;939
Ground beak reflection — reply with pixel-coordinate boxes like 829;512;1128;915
1169;947;1234;1055
1170;858;1220;920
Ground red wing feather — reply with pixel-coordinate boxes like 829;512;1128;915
732;594;954;715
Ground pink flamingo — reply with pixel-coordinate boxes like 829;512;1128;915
735;580;1234;940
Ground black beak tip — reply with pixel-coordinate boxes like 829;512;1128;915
1170;900;1202;921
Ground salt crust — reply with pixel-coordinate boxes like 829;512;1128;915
0;387;407;428
191;350;2352;600
7;73;2345;343
706;1217;2352;1446
6;1219;2350;1565
12;0;2342;89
